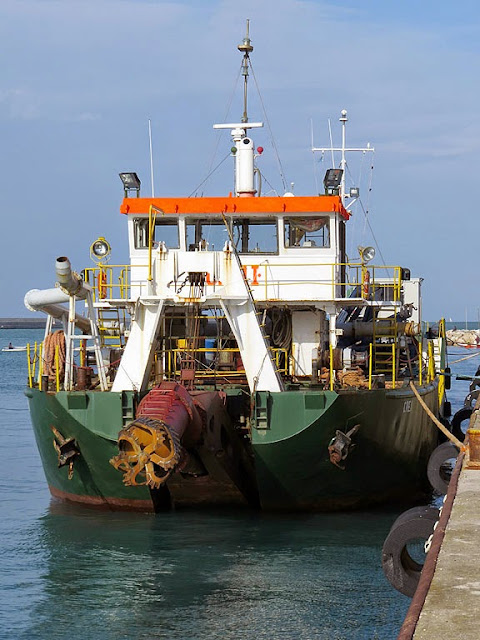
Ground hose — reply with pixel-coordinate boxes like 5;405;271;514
43;331;66;382
270;308;292;349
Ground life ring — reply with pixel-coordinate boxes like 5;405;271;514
427;441;459;494
382;510;437;597
97;270;107;299
362;269;370;298
450;407;472;442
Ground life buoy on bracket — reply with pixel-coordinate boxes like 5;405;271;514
362;269;370;298
97;270;107;299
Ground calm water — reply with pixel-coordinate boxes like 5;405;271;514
0;329;475;640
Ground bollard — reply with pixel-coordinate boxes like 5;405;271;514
41;375;50;392
467;429;480;467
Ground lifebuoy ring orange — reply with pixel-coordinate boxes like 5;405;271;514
362;269;370;298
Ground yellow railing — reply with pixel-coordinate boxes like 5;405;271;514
256;262;402;301
83;265;132;301
81;261;403;303
164;347;288;379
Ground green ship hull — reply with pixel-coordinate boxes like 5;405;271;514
26;382;439;512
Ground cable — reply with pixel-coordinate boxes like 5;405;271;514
188;152;231;198
249;60;288;192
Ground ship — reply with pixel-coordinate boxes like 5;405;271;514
24;24;448;512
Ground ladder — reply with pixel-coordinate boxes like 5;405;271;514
97;307;126;348
372;304;398;378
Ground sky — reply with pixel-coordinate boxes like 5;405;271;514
1;0;480;321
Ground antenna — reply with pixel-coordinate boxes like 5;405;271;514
312;109;374;200
148;119;155;197
238;19;253;123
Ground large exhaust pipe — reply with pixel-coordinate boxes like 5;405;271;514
24;257;92;333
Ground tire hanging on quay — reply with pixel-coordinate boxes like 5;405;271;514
382;506;439;598
427;441;459;495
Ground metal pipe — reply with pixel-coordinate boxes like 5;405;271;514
55;256;89;298
24;290;91;333
24;257;92;333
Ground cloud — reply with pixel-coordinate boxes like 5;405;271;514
0;0;479;318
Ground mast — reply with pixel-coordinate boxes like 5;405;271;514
238;19;253;124
213;20;263;197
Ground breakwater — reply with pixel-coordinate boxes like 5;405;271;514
446;329;480;347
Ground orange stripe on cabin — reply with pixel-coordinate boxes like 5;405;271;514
120;195;350;220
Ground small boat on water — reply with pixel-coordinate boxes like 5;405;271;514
23;24;449;512
2;345;27;352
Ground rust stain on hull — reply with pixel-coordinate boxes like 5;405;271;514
49;485;154;512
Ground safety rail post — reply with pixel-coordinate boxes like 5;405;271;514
329;343;334;391
27;344;33;388
33;342;38;379
392;343;396;389
55;344;60;392
428;341;435;383
439;317;446;339
369;342;373;390
419;335;423;386
38;343;44;390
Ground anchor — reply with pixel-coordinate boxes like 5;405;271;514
328;424;359;470
51;426;79;480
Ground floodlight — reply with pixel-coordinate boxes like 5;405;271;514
119;172;141;197
323;169;343;189
91;237;111;261
349;187;360;198
358;245;375;264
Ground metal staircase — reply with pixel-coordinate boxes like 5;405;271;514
372;305;398;378
97;307;126;348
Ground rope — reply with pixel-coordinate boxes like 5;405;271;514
43;331;66;382
449;351;480;365
409;381;466;451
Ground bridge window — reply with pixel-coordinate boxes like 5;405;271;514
186;218;278;254
284;216;330;248
134;218;179;249
232;219;278;254
186;220;229;251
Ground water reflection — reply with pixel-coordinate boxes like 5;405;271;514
23;503;407;640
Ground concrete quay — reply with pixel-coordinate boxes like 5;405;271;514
413;466;480;638
399;417;480;638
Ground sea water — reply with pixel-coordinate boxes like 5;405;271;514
0;329;474;640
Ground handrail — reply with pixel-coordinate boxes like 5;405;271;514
148;205;163;282
165;346;288;378
82;261;403;302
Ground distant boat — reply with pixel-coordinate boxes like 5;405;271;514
2;345;27;352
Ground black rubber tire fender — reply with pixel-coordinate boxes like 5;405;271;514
444;366;451;390
427;441;459;494
390;505;440;532
382;514;437;598
451;407;472;442
464;389;480;411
